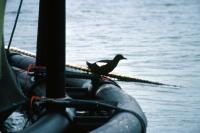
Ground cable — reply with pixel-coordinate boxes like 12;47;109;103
7;0;24;51
9;47;178;87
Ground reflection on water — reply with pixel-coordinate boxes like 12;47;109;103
4;0;200;132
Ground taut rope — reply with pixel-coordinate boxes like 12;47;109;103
9;47;172;86
7;0;24;51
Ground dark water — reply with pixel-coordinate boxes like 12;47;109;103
4;0;200;132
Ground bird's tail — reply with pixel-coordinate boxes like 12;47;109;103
86;61;92;68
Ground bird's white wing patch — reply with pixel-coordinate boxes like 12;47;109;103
96;62;107;67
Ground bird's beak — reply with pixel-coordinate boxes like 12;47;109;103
122;57;127;60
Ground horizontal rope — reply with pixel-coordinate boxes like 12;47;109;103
9;47;174;86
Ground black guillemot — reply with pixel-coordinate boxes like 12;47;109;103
86;54;126;75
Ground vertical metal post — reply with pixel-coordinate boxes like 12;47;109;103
36;0;66;99
36;0;47;66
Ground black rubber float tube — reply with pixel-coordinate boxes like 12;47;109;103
91;84;147;133
20;0;70;132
